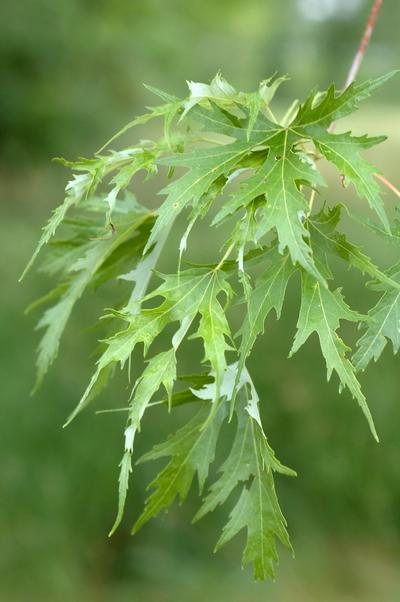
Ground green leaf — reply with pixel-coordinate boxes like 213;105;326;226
97;97;182;154
293;72;397;129
20;177;88;280
212;130;326;282
195;366;295;580
354;263;400;371
21;148;159;280
104;149;157;223
233;250;295;412
129;349;177;427
145;141;257;252
156;372;214;408
307;130;389;231
31;209;153;389
254;131;326;282
182;72;238;118
212;158;274;225
109;349;176;535
194;271;233;399
65;268;232;425
244;75;288;139
132;403;226;534
309;205;400;289
290;274;378;441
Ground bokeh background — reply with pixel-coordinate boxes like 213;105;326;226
1;1;400;600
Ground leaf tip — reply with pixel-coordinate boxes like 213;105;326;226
62;412;76;428
108;521;119;537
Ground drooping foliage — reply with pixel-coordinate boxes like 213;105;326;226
23;71;399;580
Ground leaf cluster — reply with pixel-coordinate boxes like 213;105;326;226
23;71;400;580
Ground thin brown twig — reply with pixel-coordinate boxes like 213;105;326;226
330;0;384;135
374;173;400;199
346;0;400;200
328;0;399;202
343;0;384;89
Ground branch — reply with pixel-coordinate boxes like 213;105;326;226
344;0;384;89
331;0;399;201
374;173;400;199
330;0;383;137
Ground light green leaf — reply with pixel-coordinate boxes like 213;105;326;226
245;75;288;139
354;263;400;371
234;250;295;410
307;129;389;231
194;271;233;399
32;209;153;389
65;268;232;425
145;141;257;252
255;131;326;282
109;349;176;535
293;72;397;129
195;367;295;581
290;274;378;440
132;403;226;534
97;98;182;154
20;177;89;280
309;205;400;289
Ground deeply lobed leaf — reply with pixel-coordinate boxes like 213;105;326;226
23;71;400;580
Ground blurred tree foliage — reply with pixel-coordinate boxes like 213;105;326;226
1;0;399;162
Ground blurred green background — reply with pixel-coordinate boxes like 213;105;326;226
1;0;400;600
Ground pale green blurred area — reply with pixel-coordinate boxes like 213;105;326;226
1;1;400;600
